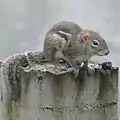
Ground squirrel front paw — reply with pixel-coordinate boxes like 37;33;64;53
73;68;80;78
72;66;82;78
86;66;95;75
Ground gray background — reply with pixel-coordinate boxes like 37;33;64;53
0;0;119;117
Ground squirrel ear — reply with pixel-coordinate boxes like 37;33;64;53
81;30;90;42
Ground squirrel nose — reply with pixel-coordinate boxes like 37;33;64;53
105;50;110;55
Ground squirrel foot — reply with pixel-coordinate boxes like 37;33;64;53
86;66;95;75
82;61;95;75
54;63;60;70
72;66;82;78
54;62;63;71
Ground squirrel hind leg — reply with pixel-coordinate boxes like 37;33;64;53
53;51;66;70
55;51;71;67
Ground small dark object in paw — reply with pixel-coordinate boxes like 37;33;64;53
101;61;112;70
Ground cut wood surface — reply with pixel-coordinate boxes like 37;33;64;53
0;52;118;120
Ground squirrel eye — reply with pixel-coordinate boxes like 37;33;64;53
92;40;99;46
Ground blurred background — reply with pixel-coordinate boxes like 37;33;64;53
0;0;119;115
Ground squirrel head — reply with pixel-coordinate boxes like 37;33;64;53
79;29;110;56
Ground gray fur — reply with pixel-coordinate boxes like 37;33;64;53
63;29;109;77
44;20;82;62
43;21;109;77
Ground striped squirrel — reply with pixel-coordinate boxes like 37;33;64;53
44;21;110;77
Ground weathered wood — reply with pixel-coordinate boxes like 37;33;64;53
0;52;118;120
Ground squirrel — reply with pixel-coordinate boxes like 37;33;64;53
43;21;110;77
